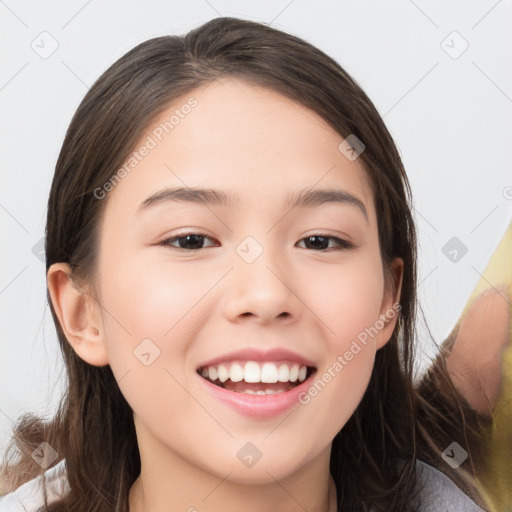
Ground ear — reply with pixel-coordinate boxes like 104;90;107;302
375;257;404;350
47;262;109;366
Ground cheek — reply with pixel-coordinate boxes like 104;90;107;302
296;252;383;428
96;258;208;439
96;256;204;397
100;254;214;341
302;350;375;454
306;252;385;343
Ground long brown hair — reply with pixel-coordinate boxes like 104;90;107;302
0;16;490;511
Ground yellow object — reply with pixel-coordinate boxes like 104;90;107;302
446;221;512;512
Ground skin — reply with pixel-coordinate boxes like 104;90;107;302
47;78;403;512
446;287;510;417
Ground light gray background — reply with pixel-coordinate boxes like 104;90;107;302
1;0;511;455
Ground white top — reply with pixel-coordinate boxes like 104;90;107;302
0;458;69;511
0;458;485;511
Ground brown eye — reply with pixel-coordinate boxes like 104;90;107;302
158;232;353;252
296;235;353;251
159;232;218;251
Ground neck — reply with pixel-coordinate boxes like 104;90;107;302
130;472;337;512
128;424;337;512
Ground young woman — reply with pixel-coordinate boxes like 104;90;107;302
0;16;494;511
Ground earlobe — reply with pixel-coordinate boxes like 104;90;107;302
376;257;404;350
46;262;109;367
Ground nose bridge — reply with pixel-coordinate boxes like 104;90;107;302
230;203;283;270
225;231;296;321
235;232;286;288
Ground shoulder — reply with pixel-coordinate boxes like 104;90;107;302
0;458;486;512
0;459;70;512
412;459;486;511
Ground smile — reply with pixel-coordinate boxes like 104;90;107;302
196;347;318;419
197;360;315;395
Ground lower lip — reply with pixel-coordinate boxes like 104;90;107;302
198;372;316;419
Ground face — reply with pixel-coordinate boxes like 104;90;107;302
63;78;402;484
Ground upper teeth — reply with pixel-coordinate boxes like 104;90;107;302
200;361;308;384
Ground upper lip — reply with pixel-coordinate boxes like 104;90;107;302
197;347;317;370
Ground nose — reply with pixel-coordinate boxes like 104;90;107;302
222;240;300;325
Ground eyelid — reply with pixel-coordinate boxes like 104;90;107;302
157;230;354;252
157;231;217;249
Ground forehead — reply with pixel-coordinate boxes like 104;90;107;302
102;78;374;221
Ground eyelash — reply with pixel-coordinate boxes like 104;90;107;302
158;232;354;252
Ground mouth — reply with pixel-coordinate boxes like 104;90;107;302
196;360;317;395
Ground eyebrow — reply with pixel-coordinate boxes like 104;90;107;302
136;186;369;222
